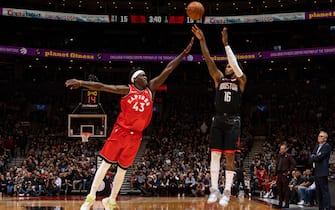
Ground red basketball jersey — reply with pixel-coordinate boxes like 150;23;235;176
115;84;153;132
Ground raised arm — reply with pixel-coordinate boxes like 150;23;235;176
221;27;247;92
65;79;129;95
148;37;194;93
192;24;223;87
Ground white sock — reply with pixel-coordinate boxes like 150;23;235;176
109;166;127;202
89;160;111;197
210;151;221;191
224;170;236;193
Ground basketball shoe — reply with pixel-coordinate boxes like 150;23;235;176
102;197;118;210
207;188;221;204
219;190;230;207
80;194;96;210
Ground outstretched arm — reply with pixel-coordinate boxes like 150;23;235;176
221;27;247;92
192;24;222;87
65;79;129;95
149;37;194;93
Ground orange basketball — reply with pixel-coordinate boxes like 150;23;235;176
186;1;205;20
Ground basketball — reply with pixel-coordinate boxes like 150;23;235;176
186;1;205;20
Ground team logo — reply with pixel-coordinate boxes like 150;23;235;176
20;47;27;55
186;54;194;61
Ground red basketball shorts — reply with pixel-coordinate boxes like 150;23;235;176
99;124;142;169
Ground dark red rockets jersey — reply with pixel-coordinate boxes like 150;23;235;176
115;84;153;132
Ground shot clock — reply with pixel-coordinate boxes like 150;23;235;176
81;89;100;108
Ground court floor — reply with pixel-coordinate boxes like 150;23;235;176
0;195;278;210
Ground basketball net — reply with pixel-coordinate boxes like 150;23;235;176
81;132;92;143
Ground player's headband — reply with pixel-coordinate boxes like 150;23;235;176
131;70;145;83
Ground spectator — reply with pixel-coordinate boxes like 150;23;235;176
297;168;314;205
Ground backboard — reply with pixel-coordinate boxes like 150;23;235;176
68;114;107;138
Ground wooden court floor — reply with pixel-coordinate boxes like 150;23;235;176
0;195;277;210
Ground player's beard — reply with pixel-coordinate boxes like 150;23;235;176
225;73;234;79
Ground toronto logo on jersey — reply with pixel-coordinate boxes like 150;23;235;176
127;94;151;112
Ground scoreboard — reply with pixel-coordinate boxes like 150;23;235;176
109;15;203;24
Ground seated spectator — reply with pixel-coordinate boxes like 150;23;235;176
5;172;14;196
218;174;225;194
302;181;316;207
263;172;277;199
255;163;267;194
177;174;185;197
128;171;137;190
203;172;210;195
184;172;196;196
194;176;205;197
297;169;315;205
55;175;62;196
0;174;6;196
159;173;170;196
235;162;247;194
168;172;179;196
288;170;304;204
136;170;148;195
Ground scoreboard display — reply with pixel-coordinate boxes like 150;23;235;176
109;15;202;24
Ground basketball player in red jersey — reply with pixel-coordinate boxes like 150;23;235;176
192;25;247;207
65;37;194;210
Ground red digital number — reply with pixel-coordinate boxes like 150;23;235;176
169;16;184;24
130;15;146;23
87;96;97;104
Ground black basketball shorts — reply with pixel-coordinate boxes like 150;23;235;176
209;114;241;152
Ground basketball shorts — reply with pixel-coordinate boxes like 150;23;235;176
99;124;142;169
209;114;241;153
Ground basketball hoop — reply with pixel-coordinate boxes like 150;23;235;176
81;132;92;143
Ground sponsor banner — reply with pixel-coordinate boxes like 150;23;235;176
103;53;201;62
41;49;97;60
104;52;259;62
0;45;27;55
209;52;261;61
204;12;305;24
262;46;335;59
2;7;335;24
0;45;98;60
2;8;109;23
1;45;335;62
305;10;335;20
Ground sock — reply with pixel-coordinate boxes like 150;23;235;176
109;166;127;202
210;151;221;191
224;170;236;193
89;160;111;197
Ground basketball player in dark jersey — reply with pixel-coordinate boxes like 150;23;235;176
65;37;194;210
192;25;247;207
